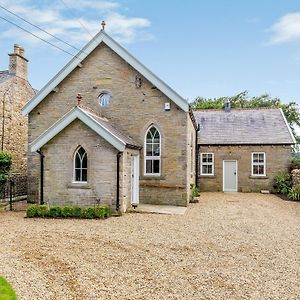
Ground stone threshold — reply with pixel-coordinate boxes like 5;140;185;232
128;204;187;215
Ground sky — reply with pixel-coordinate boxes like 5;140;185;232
0;0;300;104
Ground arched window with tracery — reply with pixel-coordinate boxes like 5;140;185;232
145;126;161;175
74;146;87;182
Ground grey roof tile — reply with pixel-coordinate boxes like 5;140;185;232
0;70;13;84
78;105;142;149
193;108;295;145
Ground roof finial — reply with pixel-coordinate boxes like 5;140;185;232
77;93;82;105
101;20;106;31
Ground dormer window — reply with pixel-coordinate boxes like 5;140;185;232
98;92;111;107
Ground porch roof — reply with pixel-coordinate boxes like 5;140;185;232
30;105;142;152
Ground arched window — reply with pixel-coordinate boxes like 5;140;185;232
145;126;161;175
74;147;87;182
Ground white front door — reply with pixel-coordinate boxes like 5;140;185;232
131;155;139;206
223;160;237;192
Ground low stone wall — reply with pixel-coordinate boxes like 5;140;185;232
291;169;300;186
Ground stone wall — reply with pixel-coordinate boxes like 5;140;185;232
28;42;193;206
0;45;35;175
199;145;292;192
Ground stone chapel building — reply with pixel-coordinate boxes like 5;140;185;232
22;29;294;210
0;44;35;175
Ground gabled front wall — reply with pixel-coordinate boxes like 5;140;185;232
199;145;292;192
28;43;192;206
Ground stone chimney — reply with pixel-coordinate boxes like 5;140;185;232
8;44;28;80
224;98;231;113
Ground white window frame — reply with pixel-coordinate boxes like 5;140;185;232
73;146;88;183
200;153;214;176
251;152;266;176
144;126;161;176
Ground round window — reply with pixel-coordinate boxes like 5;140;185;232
98;92;111;107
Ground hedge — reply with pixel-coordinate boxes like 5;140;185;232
26;204;112;219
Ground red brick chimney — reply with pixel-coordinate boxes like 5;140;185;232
8;44;28;80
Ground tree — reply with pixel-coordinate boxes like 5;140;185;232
192;91;300;142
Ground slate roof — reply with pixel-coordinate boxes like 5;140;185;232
193;108;295;145
78;105;142;149
0;70;13;84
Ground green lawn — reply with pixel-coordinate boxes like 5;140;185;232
0;277;17;300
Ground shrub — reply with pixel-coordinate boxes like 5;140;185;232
62;206;75;218
26;205;112;219
273;172;292;194
191;184;200;198
290;157;300;170
26;204;38;218
47;206;62;218
81;207;96;219
0;151;12;196
288;186;300;201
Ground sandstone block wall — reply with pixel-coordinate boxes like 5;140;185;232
199;145;292;192
28;43;193;206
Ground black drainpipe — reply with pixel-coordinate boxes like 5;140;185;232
195;124;200;187
116;152;122;211
37;150;44;205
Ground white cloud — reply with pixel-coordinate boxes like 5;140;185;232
0;0;152;51
268;12;300;44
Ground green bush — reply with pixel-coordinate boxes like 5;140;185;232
273;172;292;194
81;207;96;219
191;184;200;198
0;151;12;196
290;157;300;170
26;204;38;218
26;205;112;219
47;206;62;218
288;186;300;201
62;206;75;217
0;276;17;300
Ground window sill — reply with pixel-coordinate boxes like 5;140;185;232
140;175;166;180
67;182;91;189
249;175;268;179
200;175;216;178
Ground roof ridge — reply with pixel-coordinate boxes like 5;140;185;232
193;107;280;112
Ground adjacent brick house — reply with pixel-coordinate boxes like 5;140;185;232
0;44;35;175
22;30;197;210
194;108;295;192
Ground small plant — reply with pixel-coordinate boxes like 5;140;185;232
190;184;199;197
36;205;47;217
81;207;95;219
0;151;12;196
26;204;38;218
273;172;292;194
290;157;300;170
62;206;75;218
47;206;62;218
288;186;300;201
95;206;106;219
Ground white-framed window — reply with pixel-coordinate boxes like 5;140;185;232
201;153;214;175
252;152;266;176
98;91;112;107
74;146;87;182
145;126;161;176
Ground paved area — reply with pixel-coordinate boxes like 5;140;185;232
0;192;299;299
129;203;187;215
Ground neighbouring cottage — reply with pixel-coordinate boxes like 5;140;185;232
194;106;295;192
0;44;35;175
22;29;197;211
22;29;295;210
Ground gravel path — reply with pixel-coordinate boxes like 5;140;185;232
0;193;299;300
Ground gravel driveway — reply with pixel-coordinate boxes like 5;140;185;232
0;193;299;300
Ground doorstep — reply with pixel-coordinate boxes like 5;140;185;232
128;204;187;215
